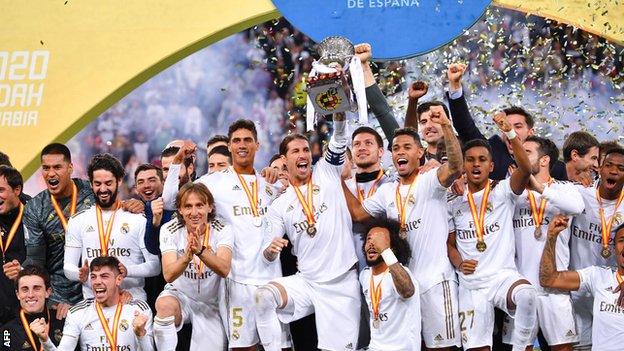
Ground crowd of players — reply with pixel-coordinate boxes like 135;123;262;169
0;44;623;351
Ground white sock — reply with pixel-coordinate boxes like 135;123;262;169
254;285;282;351
153;315;177;351
510;285;537;351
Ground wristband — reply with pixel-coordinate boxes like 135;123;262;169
195;245;206;256
504;129;517;140
380;248;398;266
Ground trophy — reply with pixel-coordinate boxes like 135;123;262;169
305;36;368;131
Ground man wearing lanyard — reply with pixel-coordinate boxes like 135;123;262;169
504;136;584;350
63;154;160;302
23;143;95;320
343;106;464;350
160;119;289;351
359;219;420;351
446;112;536;351
30;256;154;351
257;111;360;351
540;217;624;351
568;147;624;350
1;265;65;350
0;166;27;325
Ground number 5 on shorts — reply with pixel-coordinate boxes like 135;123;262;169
231;307;244;328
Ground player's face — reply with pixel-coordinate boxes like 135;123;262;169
352;133;382;169
16;275;50;314
91;170;119;209
180;192;212;232
229;129;258;168
574;146;600;173
418;110;443;145
391;135;423;178
135;169;163;202
523;141;543;175
41;154;73;197
464;146;494;186
284;139;312;183
270;158;289;182
599;153;624;193
503;114;533;152
208;153;231;174
161;155;191;185
364;227;390;266
0;176;21;215
90;266;122;304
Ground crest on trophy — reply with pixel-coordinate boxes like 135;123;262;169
305;36;368;131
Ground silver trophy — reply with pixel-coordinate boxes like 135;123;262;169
306;36;356;115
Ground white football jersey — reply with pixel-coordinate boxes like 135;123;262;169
577;266;624;351
570;185;623;270
159;218;233;305
195;167;282;285
264;157;358;282
513;181;584;287
448;178;519;289
360;266;421;351
363;170;456;292
61;299;153;351
65;208;160;301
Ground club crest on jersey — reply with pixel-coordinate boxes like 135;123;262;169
614;212;623;226
54;328;63;342
121;223;130;234
408;194;416;205
22;341;30;349
313;185;320;195
119;319;129;332
486;202;493;213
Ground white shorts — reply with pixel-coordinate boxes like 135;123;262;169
274;269;361;351
159;285;226;350
420;280;461;348
458;270;527;349
219;279;292;348
571;292;593;347
503;292;579;346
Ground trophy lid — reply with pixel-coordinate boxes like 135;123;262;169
316;36;355;67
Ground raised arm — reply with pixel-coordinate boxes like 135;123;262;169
341;180;373;222
370;230;414;298
429;105;462;187
162;141;196;211
445;63;486;144
539;215;581;291
493;112;530;194
404;81;428;129
528;178;585;215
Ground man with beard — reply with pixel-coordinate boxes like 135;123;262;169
23;144;95;320
540;217;624;351
162;120;289;351
256;112;360;351
568;147;624;350
360;219;419;351
407;100;451;164
160;146;194;183
343;106;463;350
0;166;27;325
561;131;600;185
446;112;536;351
503;136;584;350
31;256;154;351
1;265;65;350
63;154;159;302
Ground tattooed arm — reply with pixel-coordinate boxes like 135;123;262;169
432;105;462;187
389;262;416;299
539;214;581;290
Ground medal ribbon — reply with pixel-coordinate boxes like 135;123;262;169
95;203;120;256
95;301;123;351
291;177;315;225
357;170;384;202
19;308;50;351
616;271;623;286
527;178;553;229
595;189;624;252
235;171;260;218
0;203;24;259
467;181;492;244
369;269;388;321
50;182;78;231
196;225;211;278
395;176;418;230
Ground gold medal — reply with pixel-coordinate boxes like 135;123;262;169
527;184;550;240
369;269;388;331
596;189;624;260
252;216;262;227
601;247;612;259
292;176;317;237
534;226;542;239
306;224;317;237
476;240;487;252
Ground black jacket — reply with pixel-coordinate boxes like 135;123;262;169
0;206;27;325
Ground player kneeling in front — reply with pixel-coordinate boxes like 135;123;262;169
540;217;624;351
360;219;420;351
153;182;232;350
30;256;154;350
